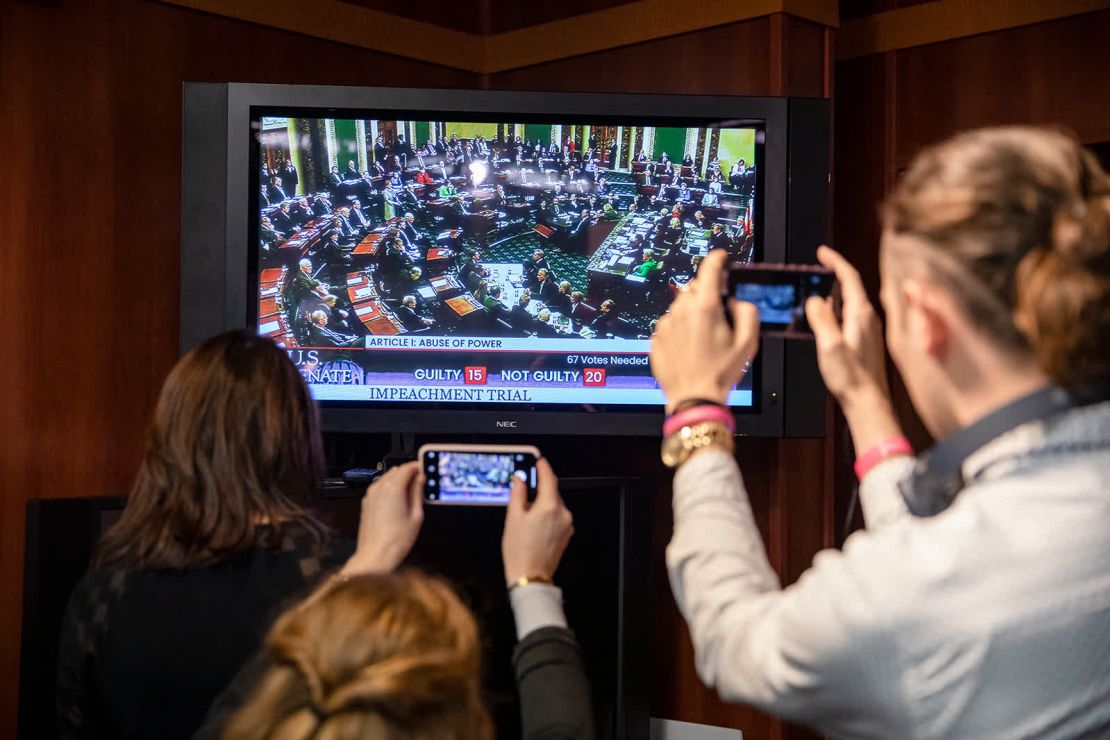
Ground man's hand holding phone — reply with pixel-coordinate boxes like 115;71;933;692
651;249;761;414
502;458;574;587
805;245;903;451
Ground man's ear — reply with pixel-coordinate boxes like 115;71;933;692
900;278;949;360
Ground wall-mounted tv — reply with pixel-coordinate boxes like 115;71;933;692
182;84;830;436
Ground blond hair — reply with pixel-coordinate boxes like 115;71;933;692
883;126;1110;390
223;571;491;740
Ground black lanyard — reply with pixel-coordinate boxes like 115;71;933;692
900;385;1108;517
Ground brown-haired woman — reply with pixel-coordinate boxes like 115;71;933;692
57;330;349;739
651;126;1109;737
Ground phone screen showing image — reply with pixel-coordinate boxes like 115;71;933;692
424;449;538;505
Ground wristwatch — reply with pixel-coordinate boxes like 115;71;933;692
661;421;734;468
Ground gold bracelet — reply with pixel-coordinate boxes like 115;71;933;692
507;574;553;592
660;421;735;468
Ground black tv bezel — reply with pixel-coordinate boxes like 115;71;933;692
181;83;829;437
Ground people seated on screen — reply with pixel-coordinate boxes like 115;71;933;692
590;299;619;337
398;212;420;245
196;458;594;740
312;193;333;218
689;210;709;230
459;250;485;292
480;284;508;315
334;208;359;242
287;259;329;324
660;217;684;252
267;175;288;203
707;222;732;252
317;294;352;332
308;309;359;347
415;167;434;185
391;266;424;302
379;237;414;282
701;189;720;207
348;199;372;232
533;309;563;337
327;164;343;196
396;295;434;331
259;216;282;249
649;127;1110;739
388;166;404;189
56;331;348;740
547;281;573;315
523;249;553;290
509;292;534;332
371;158;387;178
632;249;663;278
728;158;747;188
438;180;458;199
342;159;360;183
536;268;561;305
290;197;313;226
682;153;694;167
707;155;721;176
567;291;596;329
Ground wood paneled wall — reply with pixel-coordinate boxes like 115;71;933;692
0;2;473;735
0;3;837;739
832;9;1110;460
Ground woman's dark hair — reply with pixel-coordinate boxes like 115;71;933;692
96;330;327;570
882;126;1110;391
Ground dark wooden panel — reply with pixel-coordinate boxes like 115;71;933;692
0;1;475;735
786;16;829;98
895;9;1110;161
340;0;636;36
489;19;775;96
487;0;638;35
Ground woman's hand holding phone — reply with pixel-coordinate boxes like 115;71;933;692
502;458;574;586
650;248;761;414
341;461;425;577
805;245;904;451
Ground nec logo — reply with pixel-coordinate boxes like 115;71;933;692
495;420;519;428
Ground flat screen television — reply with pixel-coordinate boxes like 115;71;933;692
182;84;830;436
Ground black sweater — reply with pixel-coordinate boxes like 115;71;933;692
56;527;349;740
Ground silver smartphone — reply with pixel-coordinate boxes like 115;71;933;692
419;443;540;506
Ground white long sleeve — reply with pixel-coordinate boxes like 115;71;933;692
666;403;1110;739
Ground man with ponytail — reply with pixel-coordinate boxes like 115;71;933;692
651;126;1110;738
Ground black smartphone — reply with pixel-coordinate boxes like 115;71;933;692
725;262;835;336
420;444;540;506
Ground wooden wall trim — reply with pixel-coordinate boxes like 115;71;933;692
484;0;837;73
157;0;487;72
839;0;1110;59
158;0;838;74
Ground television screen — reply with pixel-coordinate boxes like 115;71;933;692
253;113;762;410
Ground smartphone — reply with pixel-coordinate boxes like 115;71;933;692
420;444;540;506
725;262;835;336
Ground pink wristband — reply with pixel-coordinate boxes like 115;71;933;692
663;404;736;437
854;436;913;480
